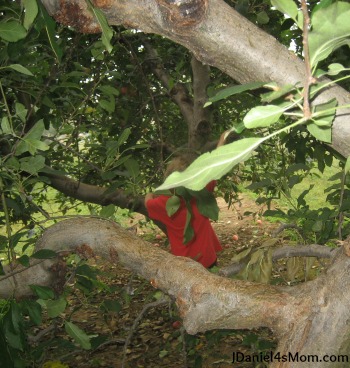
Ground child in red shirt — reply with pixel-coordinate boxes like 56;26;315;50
144;132;229;268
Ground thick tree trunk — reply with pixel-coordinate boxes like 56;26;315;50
42;0;350;159
1;218;350;367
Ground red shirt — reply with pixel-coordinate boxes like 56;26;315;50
146;181;222;268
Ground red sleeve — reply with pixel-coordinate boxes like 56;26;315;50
145;195;169;222
205;180;217;192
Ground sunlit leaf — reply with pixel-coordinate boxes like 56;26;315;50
307;123;332;143
156;137;263;191
312;98;337;127
309;2;350;68
243;105;284;129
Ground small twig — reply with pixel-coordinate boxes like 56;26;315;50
180;326;188;368
338;171;346;239
271;223;304;237
219;244;335;277
300;0;313;119
27;324;56;343
121;297;170;368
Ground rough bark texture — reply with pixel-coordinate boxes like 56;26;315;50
42;0;350;158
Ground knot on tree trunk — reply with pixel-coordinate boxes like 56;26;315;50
157;0;208;31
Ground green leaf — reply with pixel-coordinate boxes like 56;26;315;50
257;11;270;25
307;122;332;143
205;82;265;106
16;120;49;155
65;321;91;350
89;6;113;53
101;300;122;313
98;85;120;96
271;0;303;29
327;63;346;76
243;105;284;129
16;255;30;267
166;195;181;217
23;0;39;30
312;98;337;127
99;98;115;113
344;156;350;175
15;102;27;123
43;297;67;318
0;21;27;42
29;285;55;299
156;137;263;191
190;190;219;221
39;2;63;61
309;2;350;68
20;155;46;175
261;83;295;103
100;204;115;218
31;249;58;259
1;117;13;134
116;128;131;147
183;208;194;244
124;158;139;178
23;300;42;325
7;63;34;76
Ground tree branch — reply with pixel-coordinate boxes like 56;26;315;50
0;217;302;338
219;244;335;277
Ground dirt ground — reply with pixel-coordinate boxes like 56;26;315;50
42;195;282;368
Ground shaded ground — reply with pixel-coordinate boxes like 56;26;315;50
40;195;292;368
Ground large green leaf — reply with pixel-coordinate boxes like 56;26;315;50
156;137;263;191
0;21;27;42
309;2;350;68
